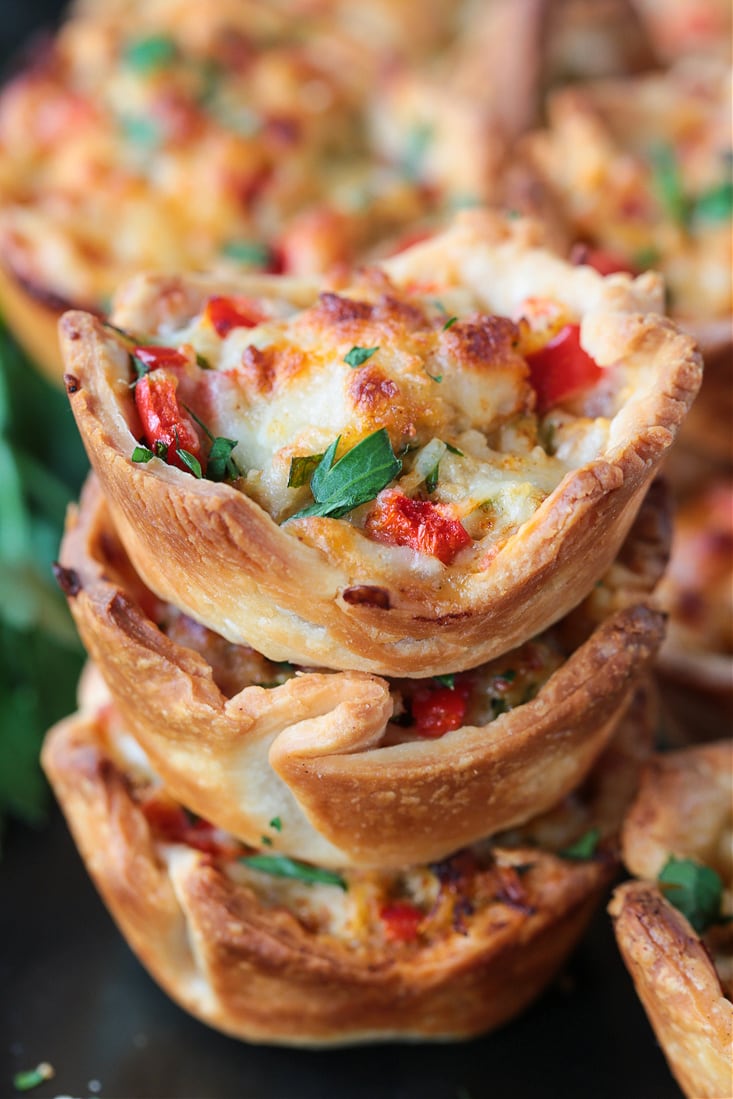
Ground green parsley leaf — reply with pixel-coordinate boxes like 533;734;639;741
130;353;150;383
558;827;601;861
442;316;458;331
260;835;273;846
123;34;178;73
132;445;155;464
433;674;455;689
445;442;464;456
206;436;240;482
176;448;203;479
221;240;273;268
290;429;401;520
155;440;169;460
692;180;733;222
269;816;283;831
119;115;162;148
425;461;440;493
13;1063;54;1091
649;144;689;225
426;372;443;383
658;856;724;933
402;122;433;182
632;246;661;270
344;346;378;369
240;853;347;890
501;669;516;682
288;453;324;488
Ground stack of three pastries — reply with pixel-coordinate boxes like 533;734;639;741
43;211;701;1044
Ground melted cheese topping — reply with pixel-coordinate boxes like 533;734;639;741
138;270;614;562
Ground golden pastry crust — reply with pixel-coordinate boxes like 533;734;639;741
609;883;733;1099
59;211;700;676
610;741;733;1099
41;687;651;1046
56;474;667;868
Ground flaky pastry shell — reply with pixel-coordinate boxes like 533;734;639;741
610;741;733;1099
59;211;699;676
57;474;667;869
41;686;652;1047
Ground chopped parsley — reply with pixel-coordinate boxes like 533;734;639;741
344;346;379;369
288;453;324;489
123;34;178;73
433;674;455;689
692;179;733;222
221;240;273;268
240;853;347;890
649;144;689;225
658;855;725;934
558;827;601;861
132;445;156;464
176;448;203;479
269;816;283;832
426;371;443;383
425;461;440;493
184;406;241;482
445;442;464;457
442;316;458;331
13;1063;54;1092
290;429;401;520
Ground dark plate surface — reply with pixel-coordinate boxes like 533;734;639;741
0;4;684;1097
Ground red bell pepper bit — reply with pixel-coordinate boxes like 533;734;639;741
204;295;265;337
411;679;471;738
379;901;424;942
141;795;241;859
526;323;603;414
366;491;472;565
571;245;636;277
134;369;202;473
133;344;189;370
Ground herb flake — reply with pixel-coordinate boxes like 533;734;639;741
434;674;455;689
221;240;273;268
132;445;155;464
288;453;324;489
558;827;600;861
344;346;379;369
241;853;347;890
658;855;724;933
13;1063;54;1092
123;34;178;73
290;429;401;520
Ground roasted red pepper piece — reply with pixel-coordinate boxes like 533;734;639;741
366;491;471;565
411;679;471;738
526;323;603;413
379;901;424;942
141;794;240;859
134;369;202;473
572;245;635;277
133;344;189;370
204;295;265;337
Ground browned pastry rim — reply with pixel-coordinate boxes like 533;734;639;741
58;211;700;676
57;474;668;868
41;688;653;1047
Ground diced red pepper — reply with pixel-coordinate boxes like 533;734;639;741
411;680;471;738
141;795;240;859
204;295;265;337
366;491;472;565
133;344;189;370
572;246;635;277
134;369;202;473
526;324;603;413
379;901;423;942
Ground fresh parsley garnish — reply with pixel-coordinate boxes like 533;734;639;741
558;827;601;861
425;461;440;493
12;1063;54;1092
426;371;443;383
692;179;733;222
221;240;273;268
183;405;241;482
658;856;724;933
261;835;273;846
434;674;455;689
176;448;203;479
344;346;378;369
632;246;661;270
119;114;162;148
288;453;324;488
649;144;689;225
240;853;347;890
132;445;155;464
445;442;464;456
123;34;178;73
290;429;401;520
442;316;458;330
269;816;283;832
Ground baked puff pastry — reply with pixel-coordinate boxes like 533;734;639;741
610;742;733;1099
59;211;700;676
41;683;652;1046
55;475;668;869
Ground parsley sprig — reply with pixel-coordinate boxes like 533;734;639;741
290;428;401;520
240;853;347;890
558;828;601;861
658;855;725;934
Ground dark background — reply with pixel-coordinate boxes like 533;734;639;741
0;3;682;1096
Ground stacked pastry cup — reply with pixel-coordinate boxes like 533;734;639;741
44;212;701;1045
